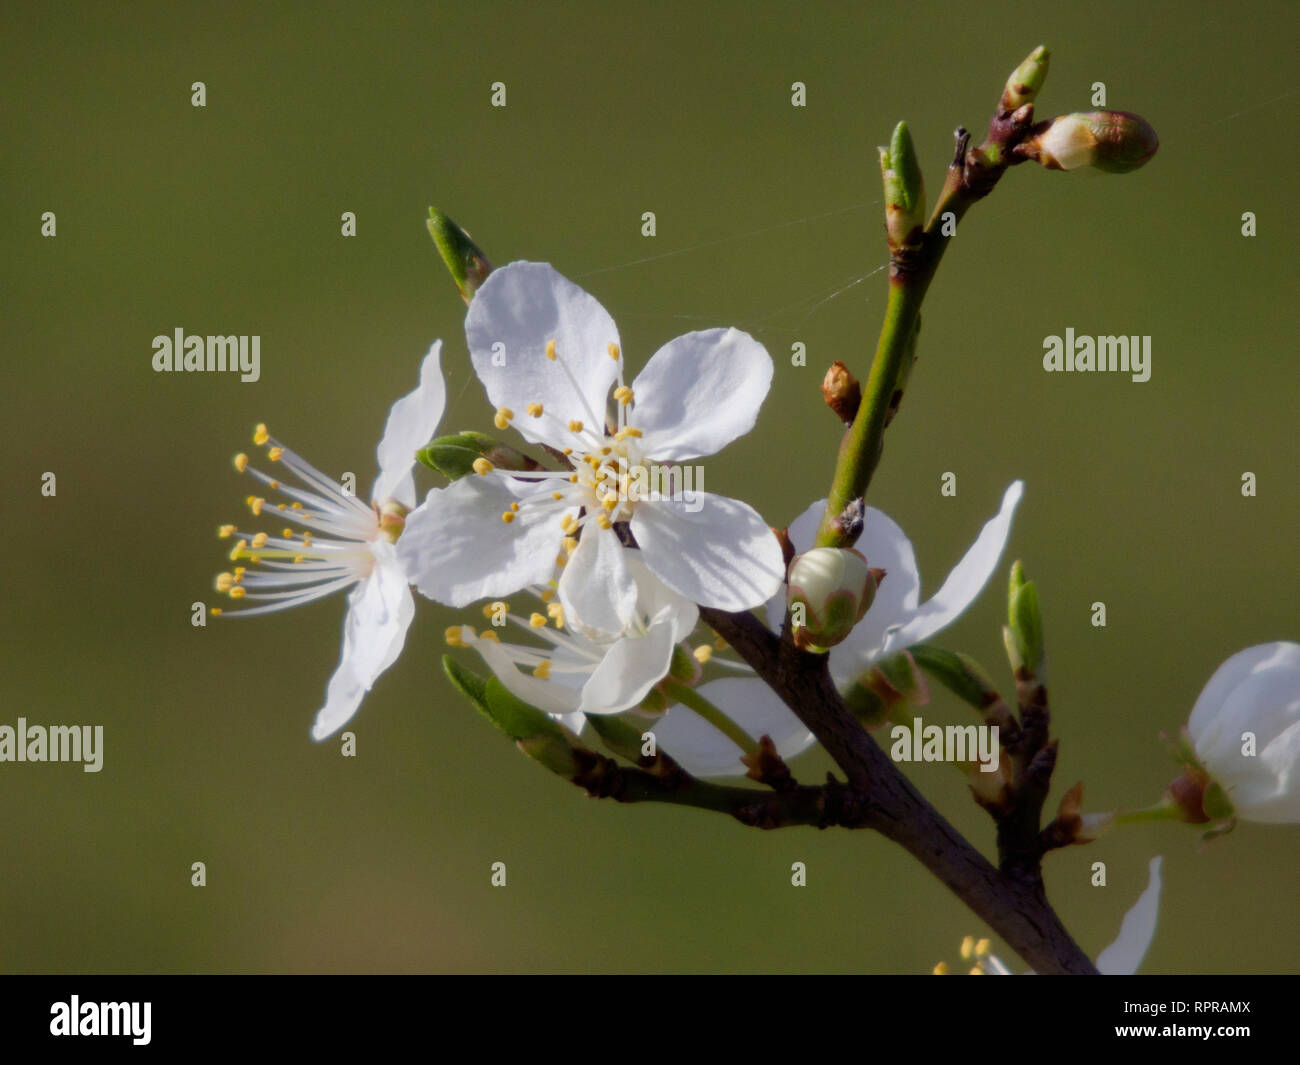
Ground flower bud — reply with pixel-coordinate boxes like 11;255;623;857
787;547;882;652
1180;642;1300;824
1026;111;1159;173
417;431;540;479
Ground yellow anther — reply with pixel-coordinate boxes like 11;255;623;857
290;501;303;510
210;607;222;616
714;634;728;651
282;528;294;538
277;503;287;510
301;534;313;546
545;339;558;361
229;539;248;561
539;588;555;603
607;342;620;361
600;446;612;455
293;555;305;564
532;660;553;680
596;514;612;530
233;453;249;473
562;536;578;555
494;407;515;430
251;532;269;549
268;480;280;491
932;962;949;975
510;501;520;512
501;511;515;523
568;473;578;483
253;424;269;446
217;524;236;538
562;447;573;456
546;602;565;625
974;938;990;957
444;626;466;647
601;496;617;512
472;457;494;476
960;936;975;961
529;613;547;628
568;419;584;433
526;402;544;418
478;630;500;643
613;386;634;405
229;586;247;599
215;573;234;593
693;645;713;664
968;968;984;976
555;554;567;567
551;491;563;500
249;555;262;564
560;514;577;534
267;447;284;461
614;427;643;441
233;567;246;579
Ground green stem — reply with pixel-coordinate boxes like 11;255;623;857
661;678;758;756
815;143;988;548
1112;802;1184;826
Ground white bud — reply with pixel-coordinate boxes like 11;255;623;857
786;547;881;652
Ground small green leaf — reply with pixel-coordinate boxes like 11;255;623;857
418;431;537;480
442;655;578;776
911;644;1002;710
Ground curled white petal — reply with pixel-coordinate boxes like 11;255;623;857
372;340;447;507
1096;856;1163;975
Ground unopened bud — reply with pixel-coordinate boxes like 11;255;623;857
1024;111;1159;173
821;361;861;423
418;431;540;480
1000;45;1050;112
880;121;926;250
787;547;881;652
427;207;493;303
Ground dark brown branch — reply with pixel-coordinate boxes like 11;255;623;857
700;606;1098;975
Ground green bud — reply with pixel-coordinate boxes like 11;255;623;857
1000;45;1050;111
787;547;882;652
880;121;925;250
442;655;578;776
417;431;539;480
1026;111;1159;173
1005;561;1045;679
584;711;652;763
427;207;493;304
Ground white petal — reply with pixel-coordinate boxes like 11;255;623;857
631;493;785;611
470;635;584;717
1188;642;1300;743
558;526;637;636
465;262;621;449
372;340;447;506
579;621;677;715
651;678;815;777
310;547;414;740
1096;856;1163;975
627;553;700;642
630;328;773;461
879;480;1024;656
398;475;569;606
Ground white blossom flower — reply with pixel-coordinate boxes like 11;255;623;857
213;341;446;740
1185;642;1300;824
398;261;785;633
446;551;698;732
654;483;1023;777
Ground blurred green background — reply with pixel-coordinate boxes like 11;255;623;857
2;0;1296;973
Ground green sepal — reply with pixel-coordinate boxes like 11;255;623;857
880;121;925;248
442;655;577;776
1001;45;1049;111
1006;561;1045;678
418;431;536;480
427;208;492;304
585;712;654;763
